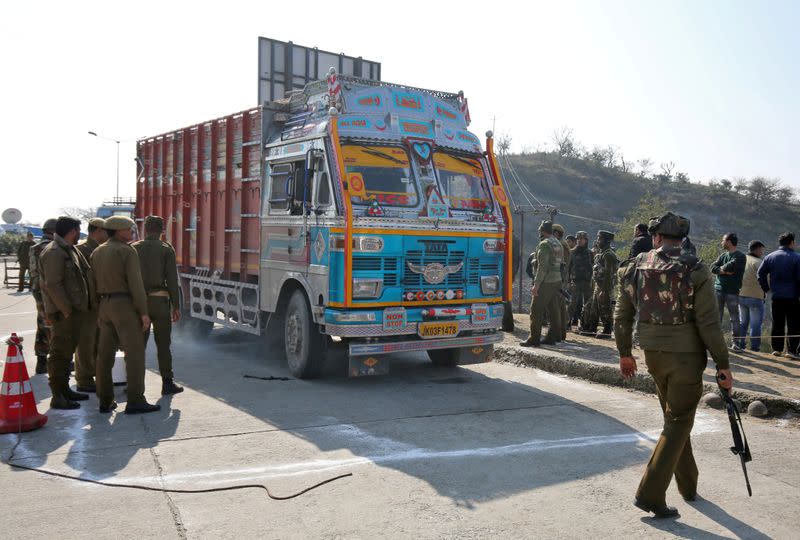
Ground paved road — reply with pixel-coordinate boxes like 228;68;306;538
1;291;798;539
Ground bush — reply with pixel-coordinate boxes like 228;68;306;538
0;233;24;256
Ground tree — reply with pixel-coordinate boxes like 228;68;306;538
497;134;512;156
746;176;781;205
719;179;732;191
636;158;653;178
552;126;578;158
619;153;631;173
614;193;669;246
59;206;98;222
697;240;721;264
674;172;690;185
733;177;748;195
604;145;619;169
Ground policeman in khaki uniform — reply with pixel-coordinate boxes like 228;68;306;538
521;220;563;346
39;216;95;409
614;212;733;518
91;215;160;414
30;218;57;374
133;215;183;395
73;217;107;392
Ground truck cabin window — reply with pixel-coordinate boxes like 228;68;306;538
342;145;418;208
268;163;292;212
433;152;492;212
316;171;331;207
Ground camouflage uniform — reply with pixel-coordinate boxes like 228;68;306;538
29;219;57;373
569;231;593;326
614;212;730;513
583;231;618;338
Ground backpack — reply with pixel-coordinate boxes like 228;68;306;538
631;249;695;325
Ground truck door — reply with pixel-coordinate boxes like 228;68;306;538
264;159;310;268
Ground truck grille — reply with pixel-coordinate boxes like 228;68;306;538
352;256;399;287
402;250;466;289
467;258;500;285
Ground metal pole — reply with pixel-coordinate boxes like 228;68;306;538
115;140;120;199
517;210;525;313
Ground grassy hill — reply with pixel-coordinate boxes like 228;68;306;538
503;152;800;261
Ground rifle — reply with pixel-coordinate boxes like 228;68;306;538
717;374;753;496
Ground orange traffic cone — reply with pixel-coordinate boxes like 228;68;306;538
0;333;47;433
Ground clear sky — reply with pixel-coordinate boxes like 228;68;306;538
1;0;797;224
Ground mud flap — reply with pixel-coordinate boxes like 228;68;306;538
502;301;515;332
348;355;390;377
455;344;494;365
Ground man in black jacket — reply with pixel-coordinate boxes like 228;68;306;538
629;223;653;259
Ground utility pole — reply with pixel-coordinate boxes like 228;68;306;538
88;131;122;199
517;209;525;313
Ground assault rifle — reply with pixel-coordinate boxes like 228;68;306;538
718;374;753;496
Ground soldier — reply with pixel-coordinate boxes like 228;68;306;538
16;232;35;292
615;212;732;518
565;234;577;250
520;220;563;347
39;216;95;409
91;215;160;414
552;224;571;337
29;218;57;374
569;231;593;327
583;230;618;339
73;217;107;392
133;215;184;395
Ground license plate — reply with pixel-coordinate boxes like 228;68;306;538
418;321;459;339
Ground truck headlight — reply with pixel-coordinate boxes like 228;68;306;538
480;275;500;295
353;279;383;299
353;236;384;252
333;311;377;323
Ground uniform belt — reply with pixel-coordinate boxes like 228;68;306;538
100;292;131;299
148;290;169;298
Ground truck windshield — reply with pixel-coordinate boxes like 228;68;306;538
433;152;492;211
342;144;419;207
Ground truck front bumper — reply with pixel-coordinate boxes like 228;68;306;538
348;331;503;357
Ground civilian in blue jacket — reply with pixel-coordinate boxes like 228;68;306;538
757;232;800;359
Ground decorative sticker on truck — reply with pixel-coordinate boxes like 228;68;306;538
391;91;424;112
399;119;434;138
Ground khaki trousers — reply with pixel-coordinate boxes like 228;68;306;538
636;350;706;505
528;281;562;343
47;311;86;395
96;297;147;408
75;308;98;387
144;296;174;379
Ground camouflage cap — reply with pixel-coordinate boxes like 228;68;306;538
648;212;690;238
144;215;164;230
104;215;136;231
538;220;553;234
597;230;615;242
42;218;58;231
576;231;588;239
552;224;565;235
88;217;106;228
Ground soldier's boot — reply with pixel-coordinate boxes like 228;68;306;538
633;499;679;519
519;337;541;347
64;388;89;401
35;356;48;375
50;393;80;410
99;401;118;414
124;402;161;415
161;378;184;395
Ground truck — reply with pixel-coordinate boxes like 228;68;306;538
135;71;513;378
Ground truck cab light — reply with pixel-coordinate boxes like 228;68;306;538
333;311;377;323
352;279;383;299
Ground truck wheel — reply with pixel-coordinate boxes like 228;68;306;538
284;290;326;378
427;348;459;367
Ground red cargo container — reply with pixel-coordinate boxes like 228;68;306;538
135;107;262;283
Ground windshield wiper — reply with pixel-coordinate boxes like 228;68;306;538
351;143;406;165
450;154;481;170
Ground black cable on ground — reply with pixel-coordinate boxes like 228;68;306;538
5;461;352;500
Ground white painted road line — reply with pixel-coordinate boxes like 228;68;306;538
0;311;37;317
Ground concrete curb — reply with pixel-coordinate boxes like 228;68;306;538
494;344;800;416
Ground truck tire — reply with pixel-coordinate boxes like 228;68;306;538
427;348;459;368
284;290;326;378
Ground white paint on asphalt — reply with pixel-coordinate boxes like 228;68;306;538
113;419;722;486
0;311;37;317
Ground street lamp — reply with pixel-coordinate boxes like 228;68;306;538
88;131;121;199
